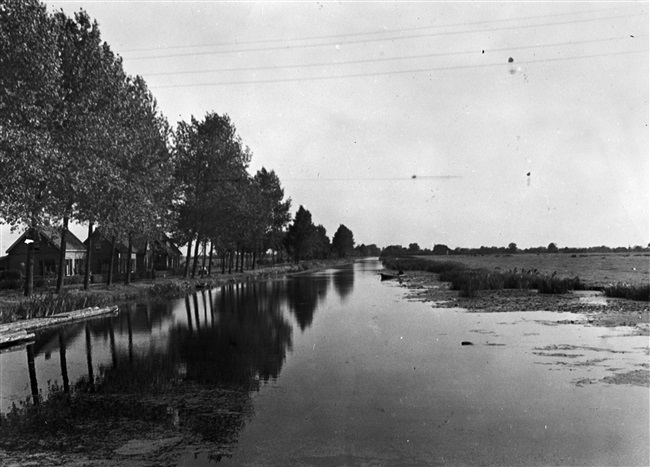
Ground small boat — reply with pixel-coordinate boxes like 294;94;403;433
380;273;401;281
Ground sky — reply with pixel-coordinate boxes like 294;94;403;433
1;1;648;253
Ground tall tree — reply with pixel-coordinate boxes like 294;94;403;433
49;9;130;291
332;224;355;258
172;112;250;277
312;224;331;259
102;76;173;285
254;168;291;261
0;0;63;295
284;206;317;263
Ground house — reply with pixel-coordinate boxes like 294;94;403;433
86;231;181;279
150;234;182;271
4;226;86;277
85;230;139;278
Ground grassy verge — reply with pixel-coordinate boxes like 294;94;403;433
0;259;353;324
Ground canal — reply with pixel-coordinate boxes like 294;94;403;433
0;259;648;466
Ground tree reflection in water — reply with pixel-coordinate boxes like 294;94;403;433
332;266;355;301
0;279;296;463
286;275;330;331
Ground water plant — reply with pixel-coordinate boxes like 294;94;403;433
382;257;591;298
602;283;650;301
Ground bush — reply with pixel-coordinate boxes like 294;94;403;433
147;281;194;299
603;283;650;301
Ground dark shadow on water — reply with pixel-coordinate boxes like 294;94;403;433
0;277;301;462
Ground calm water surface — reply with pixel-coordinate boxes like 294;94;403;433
0;259;647;466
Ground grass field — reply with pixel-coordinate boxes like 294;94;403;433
413;253;650;287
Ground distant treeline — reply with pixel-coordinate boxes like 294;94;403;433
380;242;650;257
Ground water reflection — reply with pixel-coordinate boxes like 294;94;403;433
332;266;355;301
286;276;329;331
0;269;344;461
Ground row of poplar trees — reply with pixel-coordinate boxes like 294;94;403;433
0;0;292;296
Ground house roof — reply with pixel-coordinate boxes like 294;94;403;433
5;226;86;254
86;230;137;254
155;237;183;257
83;230;182;257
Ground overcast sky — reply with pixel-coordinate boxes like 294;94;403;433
2;1;648;253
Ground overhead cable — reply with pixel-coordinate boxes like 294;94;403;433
149;48;648;89
120;5;641;54
125;12;643;61
143;34;641;77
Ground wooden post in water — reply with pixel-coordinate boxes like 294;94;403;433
59;332;70;393
85;325;95;391
26;344;39;405
109;321;117;369
127;312;133;364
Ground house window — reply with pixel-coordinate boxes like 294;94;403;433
65;259;72;276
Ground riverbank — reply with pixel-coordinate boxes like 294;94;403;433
0;258;353;325
395;270;649;333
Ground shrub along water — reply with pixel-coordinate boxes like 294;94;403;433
602;283;650;301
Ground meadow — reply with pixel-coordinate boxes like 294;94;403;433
414;253;649;287
383;253;649;301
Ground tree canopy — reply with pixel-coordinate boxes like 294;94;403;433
1;0;352;294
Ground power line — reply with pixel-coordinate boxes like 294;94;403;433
284;176;462;182
149;48;648;89
124;12;643;61
142;34;639;77
120;5;642;54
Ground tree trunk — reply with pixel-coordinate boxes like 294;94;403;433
201;240;207;273
228;250;233;274
83;222;93;290
107;236;116;286
125;233;133;285
221;250;226;274
56;215;69;293
207;242;214;276
24;228;35;297
184;238;193;279
191;238;200;278
252;251;256;271
143;240;149;279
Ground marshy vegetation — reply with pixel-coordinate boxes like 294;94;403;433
382;257;648;301
602;282;650;302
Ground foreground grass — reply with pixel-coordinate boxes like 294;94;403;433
383;257;648;301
